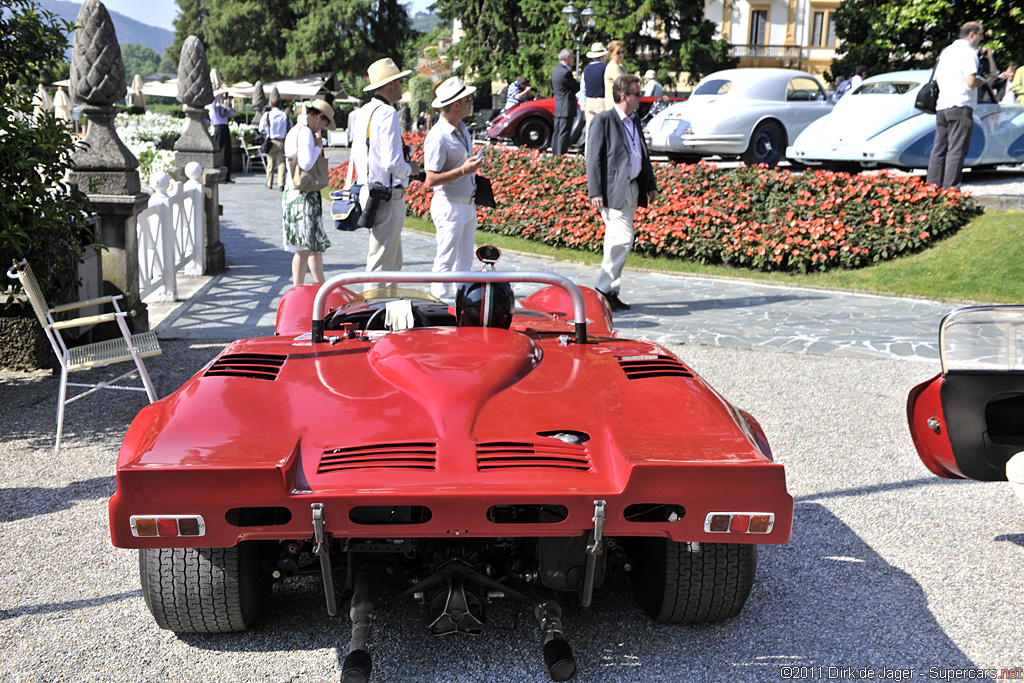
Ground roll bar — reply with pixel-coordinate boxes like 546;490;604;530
311;271;588;344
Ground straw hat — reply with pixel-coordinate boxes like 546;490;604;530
431;76;477;109
586;42;608;58
309;98;336;130
363;57;412;92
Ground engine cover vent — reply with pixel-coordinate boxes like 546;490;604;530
616;354;694;380
476;440;592;471
319;442;438;473
204;353;287;380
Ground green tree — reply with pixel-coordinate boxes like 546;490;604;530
121;42;161;79
285;0;414;84
204;0;297;82
433;0;733;95
1;0;94;304
832;0;1023;81
164;0;209;73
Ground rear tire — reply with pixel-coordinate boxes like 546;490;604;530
631;539;756;624
515;117;553;150
139;543;270;633
742;121;785;168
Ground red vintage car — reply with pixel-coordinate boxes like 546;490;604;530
487;96;682;150
908;305;1024;497
110;248;792;681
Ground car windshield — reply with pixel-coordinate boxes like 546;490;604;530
853;81;921;95
693;79;732;96
346;287;442;306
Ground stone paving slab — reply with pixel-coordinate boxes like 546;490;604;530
151;162;998;363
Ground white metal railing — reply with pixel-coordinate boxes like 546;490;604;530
137;162;206;301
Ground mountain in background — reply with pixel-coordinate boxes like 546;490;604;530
411;11;441;34
39;0;174;56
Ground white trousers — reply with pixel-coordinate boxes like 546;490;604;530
595;180;638;295
363;188;405;289
429;195;477;299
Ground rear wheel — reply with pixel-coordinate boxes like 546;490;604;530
139;543;270;633
515;117;553;150
742;121;785;168
630;539;757;623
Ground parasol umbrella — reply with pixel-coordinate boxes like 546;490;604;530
33;83;53;119
53;86;73;124
126;73;146;110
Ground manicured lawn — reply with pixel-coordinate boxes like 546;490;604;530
405;208;1024;304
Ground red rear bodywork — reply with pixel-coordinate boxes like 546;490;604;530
110;283;792;550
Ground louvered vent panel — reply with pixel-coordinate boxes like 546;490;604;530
204;353;287;380
319;442;437;473
617;354;694;380
476;441;592;471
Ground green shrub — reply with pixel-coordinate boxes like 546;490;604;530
1;0;95;306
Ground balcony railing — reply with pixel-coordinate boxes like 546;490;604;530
729;44;803;60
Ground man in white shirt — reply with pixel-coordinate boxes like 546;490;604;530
927;21;992;188
423;77;485;300
351;58;421;277
258;97;292;190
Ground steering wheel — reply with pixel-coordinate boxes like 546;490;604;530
364;303;432;331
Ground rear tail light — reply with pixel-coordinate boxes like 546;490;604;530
704;512;775;534
130;515;206;538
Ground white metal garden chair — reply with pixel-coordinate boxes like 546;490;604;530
7;260;162;451
240;134;265;173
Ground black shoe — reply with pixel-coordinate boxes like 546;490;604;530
599;290;631;312
223;179;234;184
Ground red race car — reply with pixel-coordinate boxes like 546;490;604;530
110;247;792;682
487;96;682;150
907;305;1024;502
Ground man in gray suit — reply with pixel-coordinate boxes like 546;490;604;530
550;48;578;155
586;73;659;312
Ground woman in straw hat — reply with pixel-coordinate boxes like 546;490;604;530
422;76;484;300
282;98;334;286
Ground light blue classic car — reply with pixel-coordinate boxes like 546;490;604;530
786;70;1024;171
644;68;833;167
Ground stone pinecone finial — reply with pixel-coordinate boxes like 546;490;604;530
252;80;267;110
70;0;126;106
177;36;214;108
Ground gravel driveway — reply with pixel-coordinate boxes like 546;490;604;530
2;338;1020;682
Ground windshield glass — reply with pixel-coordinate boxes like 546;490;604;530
693;79;732;96
345;287;442;306
853;80;922;95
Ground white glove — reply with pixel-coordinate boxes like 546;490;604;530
384;299;415;331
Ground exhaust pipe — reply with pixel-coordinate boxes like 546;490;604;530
534;597;577;681
341;569;376;683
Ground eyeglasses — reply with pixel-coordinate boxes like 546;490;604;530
626;90;642;97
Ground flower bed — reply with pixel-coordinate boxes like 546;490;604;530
329;133;982;274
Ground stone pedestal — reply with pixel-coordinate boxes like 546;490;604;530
88;193;151;330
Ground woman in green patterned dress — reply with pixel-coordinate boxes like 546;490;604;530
283;99;335;286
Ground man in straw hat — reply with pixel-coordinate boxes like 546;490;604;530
351;57;420;279
422;76;485;300
582;42;608;131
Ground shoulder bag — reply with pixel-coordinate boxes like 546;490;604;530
915;66;940;115
288;126;329;192
332;156;363;231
